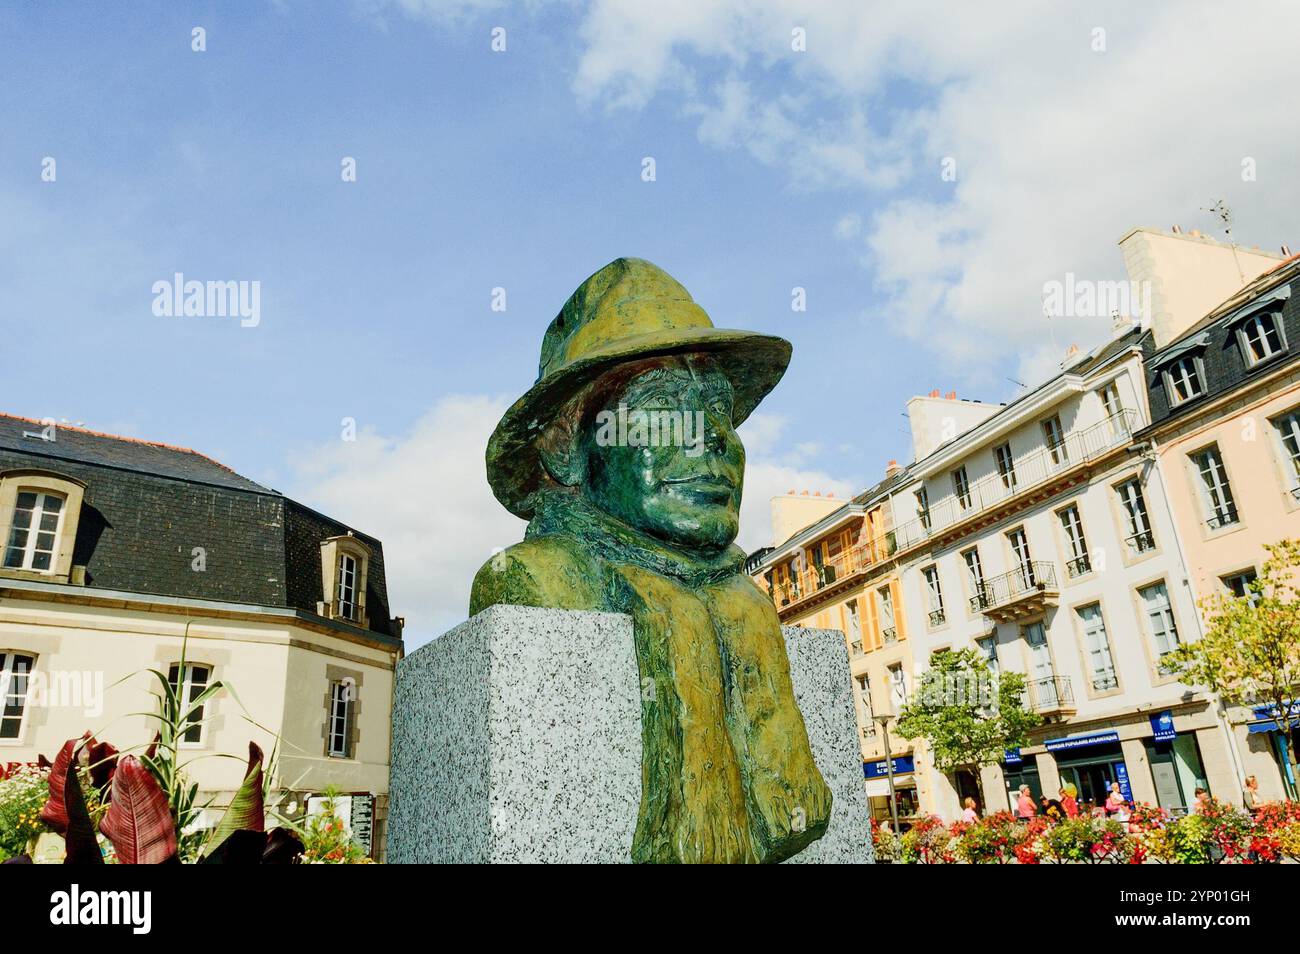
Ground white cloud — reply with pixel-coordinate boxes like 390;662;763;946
290;394;526;648
569;0;1300;386
290;402;857;644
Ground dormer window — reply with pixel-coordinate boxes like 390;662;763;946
1163;354;1204;406
337;552;359;621
1236;310;1286;367
4;491;63;571
319;534;371;627
0;470;86;583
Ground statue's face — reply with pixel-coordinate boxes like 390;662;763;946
580;355;744;554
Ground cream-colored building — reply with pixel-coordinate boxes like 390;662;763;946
1138;251;1300;800
0;414;403;857
750;481;932;823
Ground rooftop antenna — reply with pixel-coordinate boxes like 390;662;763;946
1203;199;1247;285
1041;296;1061;358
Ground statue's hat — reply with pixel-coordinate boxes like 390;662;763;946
486;257;791;518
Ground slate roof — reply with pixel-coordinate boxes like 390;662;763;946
0;415;269;493
1143;260;1300;431
0;413;400;642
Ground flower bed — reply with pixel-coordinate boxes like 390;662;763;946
886;797;1300;864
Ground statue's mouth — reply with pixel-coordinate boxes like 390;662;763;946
662;474;735;501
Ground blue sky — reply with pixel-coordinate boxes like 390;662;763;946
4;1;1297;643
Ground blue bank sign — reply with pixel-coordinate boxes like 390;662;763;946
863;755;915;779
1044;730;1119;753
1150;710;1176;742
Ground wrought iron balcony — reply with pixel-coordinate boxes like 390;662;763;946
1065;554;1091;578
969;561;1059;623
893;409;1138;551
1027;674;1076;717
881;627;899;645
928;609;946;626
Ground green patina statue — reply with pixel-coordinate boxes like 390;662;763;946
471;258;832;863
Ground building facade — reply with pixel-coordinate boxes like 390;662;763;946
1139;257;1300;800
889;331;1238;819
749;481;932;823
0;414;403;858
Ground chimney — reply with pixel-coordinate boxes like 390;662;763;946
928;388;940;398
1171;224;1182;234
885;459;902;479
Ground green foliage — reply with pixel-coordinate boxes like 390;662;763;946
0;766;49;860
952;811;1023;864
1041;816;1129;864
297;787;370;864
1165;539;1300;743
895;648;1042;782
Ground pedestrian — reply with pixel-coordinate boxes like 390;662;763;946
1191;787;1211;814
961;796;979;824
1243;775;1261;816
1016;784;1037;821
1104;782;1127;818
1040;794;1064;821
1059;785;1079;818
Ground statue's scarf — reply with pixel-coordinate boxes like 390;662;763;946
526;490;745;588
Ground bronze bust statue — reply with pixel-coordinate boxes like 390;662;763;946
472;258;831;863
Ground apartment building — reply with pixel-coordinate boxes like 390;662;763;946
1137;255;1300;800
749;479;923;823
888;325;1243;818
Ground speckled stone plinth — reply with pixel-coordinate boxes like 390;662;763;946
388;606;872;863
388;604;641;863
781;625;873;864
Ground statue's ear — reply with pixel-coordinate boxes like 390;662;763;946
537;410;583;487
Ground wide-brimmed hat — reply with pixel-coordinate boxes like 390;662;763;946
486;257;792;519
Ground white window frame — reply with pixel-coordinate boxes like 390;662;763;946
337;553;359;621
975;635;999;676
923;565;945;625
1139;582;1180;658
2;491;65;573
1099;381;1126;434
1190;445;1238;529
1117;478;1155;553
962;546;985;607
856;673;875;735
1221;569;1259;607
1162;354;1205;406
1007;526;1034;585
1236;310;1286;367
327;679;355;758
952;466;972;510
1272;410;1300;498
877;585;897;642
0;652;36;742
887;664;907;715
167;662;212;747
1058;504;1090;577
915;486;931;531
1042;415;1069;467
1076;603;1117;692
994;442;1017;492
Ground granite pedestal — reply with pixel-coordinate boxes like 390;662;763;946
388;604;871;863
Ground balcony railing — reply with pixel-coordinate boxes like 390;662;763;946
765;529;899;609
894;409;1138;551
881;627;899;645
1125;528;1156;553
1206;504;1240;530
1065;554;1091;578
969;561;1059;622
928;609;946;626
1028;675;1076;716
